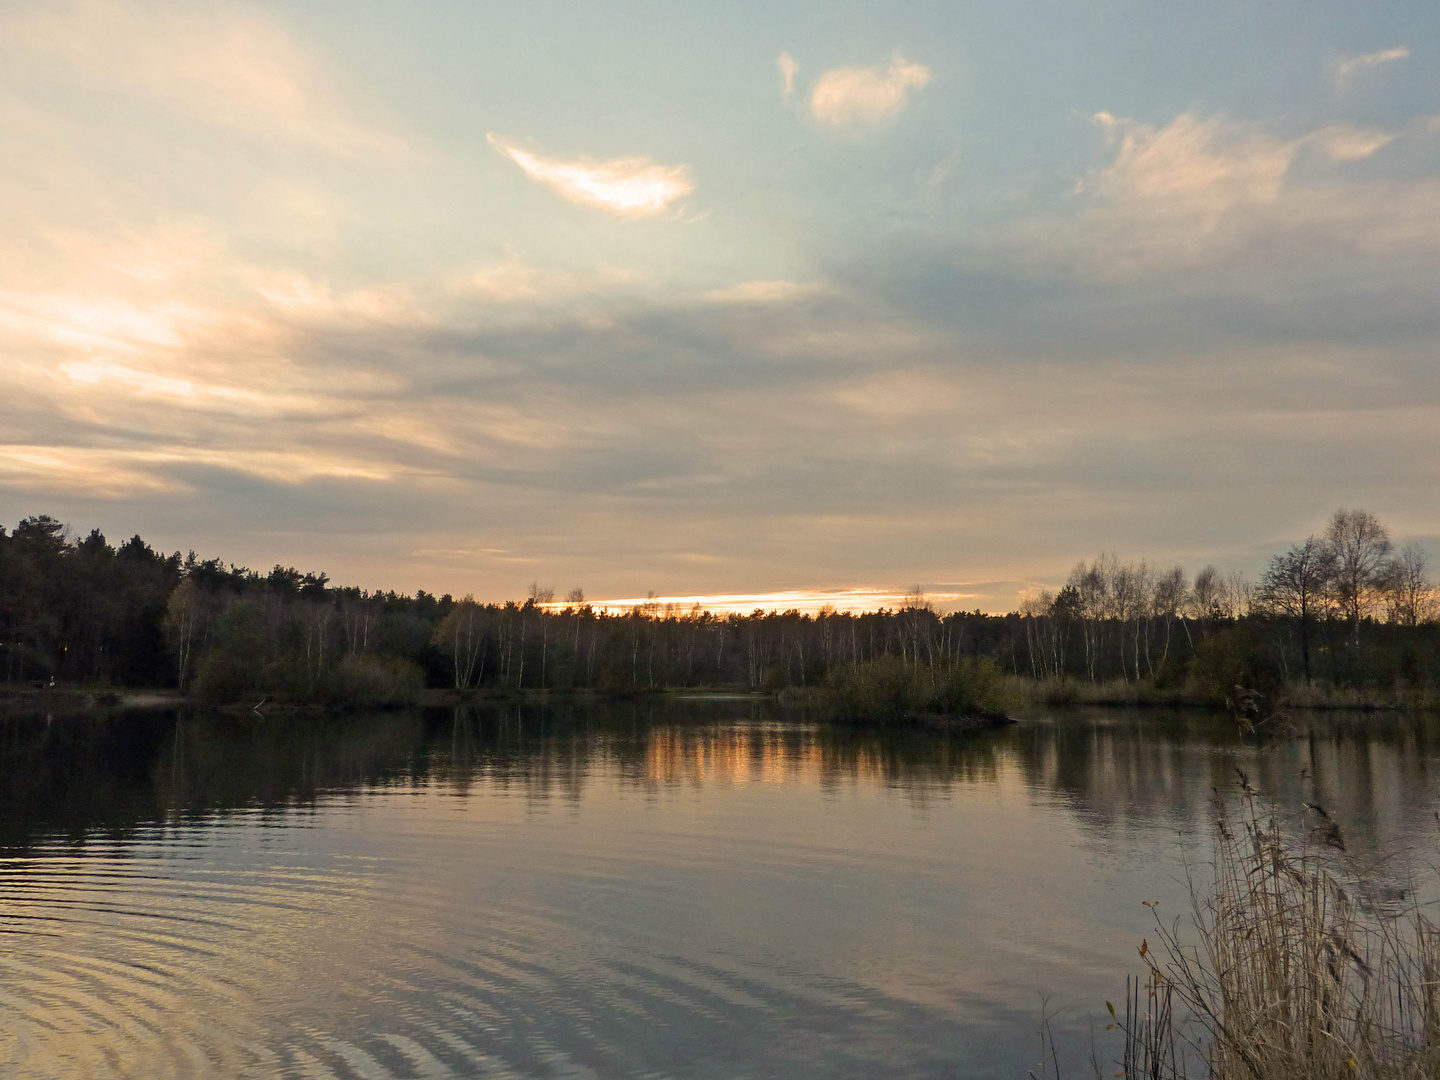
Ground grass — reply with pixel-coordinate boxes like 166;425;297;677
1281;682;1440;713
1012;677;1440;713
1015;677;1199;709
1109;787;1440;1079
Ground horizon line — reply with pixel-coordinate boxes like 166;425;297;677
540;588;992;617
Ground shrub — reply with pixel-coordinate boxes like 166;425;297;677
821;656;1011;721
1186;626;1281;704
823;655;916;720
190;652;251;703
928;657;1010;717
322;654;424;707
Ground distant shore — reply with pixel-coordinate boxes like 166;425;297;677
2;679;1432;724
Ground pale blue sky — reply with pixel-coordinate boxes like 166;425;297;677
2;0;1437;609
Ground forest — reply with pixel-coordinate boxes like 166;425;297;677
1;509;1436;708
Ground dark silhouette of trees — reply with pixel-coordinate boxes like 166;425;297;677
1258;536;1338;684
1326;509;1392;646
1;509;1436;705
1385;544;1435;627
433;598;486;690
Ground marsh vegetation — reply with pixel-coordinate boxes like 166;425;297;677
1098;784;1440;1080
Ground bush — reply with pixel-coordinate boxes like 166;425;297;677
821;656;1011;721
823;655;916;720
928;657;1010;717
1186;626;1281;705
322;654;424;707
190;651;252;703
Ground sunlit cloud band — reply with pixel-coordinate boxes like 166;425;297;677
487;134;693;217
550;589;980;617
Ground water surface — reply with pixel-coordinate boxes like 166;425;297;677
2;701;1437;1078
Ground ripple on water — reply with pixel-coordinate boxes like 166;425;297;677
5;709;1438;1079
0;797;1026;1079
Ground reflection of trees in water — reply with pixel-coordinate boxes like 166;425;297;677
2;703;1438;855
434;700;1010;800
1010;710;1440;859
0;709;431;850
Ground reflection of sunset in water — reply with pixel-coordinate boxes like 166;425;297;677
5;703;1440;1080
644;725;840;785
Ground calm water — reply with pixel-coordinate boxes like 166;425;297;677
2;701;1439;1079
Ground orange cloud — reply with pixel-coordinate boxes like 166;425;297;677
809;55;930;129
487;134;694;217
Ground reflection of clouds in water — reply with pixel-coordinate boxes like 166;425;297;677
3;705;1440;1077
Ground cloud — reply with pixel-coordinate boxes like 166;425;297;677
1305;125;1395;162
579;587;978;616
809;54;930;129
4;202;1439;610
1334;46;1409;88
0;0;405;157
486;134;694;217
994;111;1438;279
700;280;823;305
777;52;798;98
1088;112;1294;227
926;149;960;189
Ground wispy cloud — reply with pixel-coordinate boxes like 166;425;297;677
0;0;405;157
1334;46;1409;88
1305;125;1395;162
809;54;930;129
1089;112;1295;228
995;111;1437;279
487;134;694;217
777;51;798;98
700;280;823;305
1330;46;1411;90
926;148;960;189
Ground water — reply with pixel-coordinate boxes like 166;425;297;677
2;701;1438;1079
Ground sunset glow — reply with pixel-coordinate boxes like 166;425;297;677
487;134;694;216
553;588;982;616
0;0;1434;608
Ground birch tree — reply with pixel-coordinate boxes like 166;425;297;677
1326;509;1392;645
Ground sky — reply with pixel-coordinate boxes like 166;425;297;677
2;0;1438;612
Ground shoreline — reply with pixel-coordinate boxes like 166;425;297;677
3;681;1435;721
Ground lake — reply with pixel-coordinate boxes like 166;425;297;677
2;700;1437;1079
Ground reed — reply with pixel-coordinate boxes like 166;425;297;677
1116;789;1440;1079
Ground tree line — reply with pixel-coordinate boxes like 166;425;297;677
1;509;1435;705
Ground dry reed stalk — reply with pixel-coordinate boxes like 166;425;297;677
1120;787;1440;1079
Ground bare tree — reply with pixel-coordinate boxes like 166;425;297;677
338;590;379;654
1152;565;1189;671
1326;509;1392;645
1067;557;1111;682
433;597;487;690
164;579;205;690
529;583;555;687
1259;536;1338;685
567;587;585;665
298;598;334;686
1382;543;1435;627
1021;591;1051;679
1190;565;1222;621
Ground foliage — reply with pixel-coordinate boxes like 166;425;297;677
821;655;1011;721
1185;625;1282;705
322;654;424;707
2;509;1437;707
